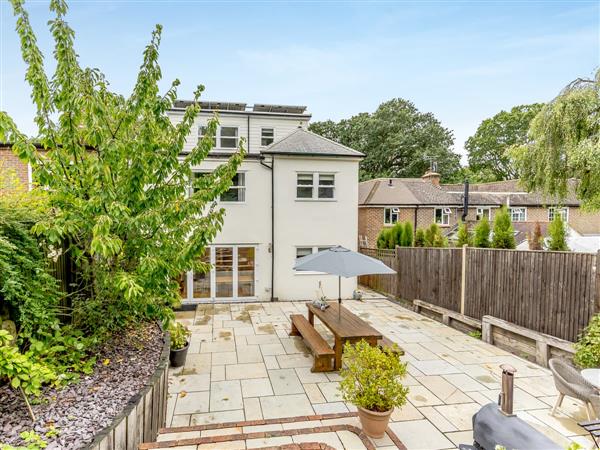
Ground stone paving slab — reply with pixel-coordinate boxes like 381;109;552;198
164;294;596;449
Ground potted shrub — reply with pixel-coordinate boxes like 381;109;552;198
339;340;409;438
169;322;191;368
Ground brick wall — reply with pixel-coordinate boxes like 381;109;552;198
0;147;29;190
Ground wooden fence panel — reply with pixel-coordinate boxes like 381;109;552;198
360;247;598;342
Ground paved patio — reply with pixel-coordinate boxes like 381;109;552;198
161;292;596;449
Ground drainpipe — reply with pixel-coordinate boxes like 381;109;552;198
413;205;419;236
462;180;469;222
260;155;275;301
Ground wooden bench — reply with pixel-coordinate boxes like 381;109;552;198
289;314;335;372
378;336;404;357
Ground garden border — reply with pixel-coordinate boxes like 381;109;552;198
84;328;170;450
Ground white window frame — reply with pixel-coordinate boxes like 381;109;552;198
295;246;333;275
548;207;568;222
434;207;451;226
191;171;246;203
384;207;400;225
296;172;336;201
510;207;527;222
476;207;491;221
198;125;239;150
261;128;275;147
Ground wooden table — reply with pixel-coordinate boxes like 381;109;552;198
306;302;382;370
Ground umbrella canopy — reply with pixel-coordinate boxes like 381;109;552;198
293;246;396;277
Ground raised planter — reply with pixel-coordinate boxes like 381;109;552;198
84;332;170;450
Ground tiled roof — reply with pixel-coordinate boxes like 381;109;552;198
359;178;460;206
261;128;364;157
360;178;582;207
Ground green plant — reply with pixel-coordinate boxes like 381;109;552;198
376;228;391;249
1;0;244;335
468;330;482;340
339;340;409;412
169;322;190;350
456;221;472;247
473;216;491;248
547;214;569;251
424;224;447;248
414;229;426;247
0;431;48;450
390;223;403;248
492;207;516;249
401;222;413;247
574;314;600;368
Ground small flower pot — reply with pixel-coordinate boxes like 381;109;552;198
357;406;393;439
169;341;189;368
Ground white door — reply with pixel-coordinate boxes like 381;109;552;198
182;245;256;303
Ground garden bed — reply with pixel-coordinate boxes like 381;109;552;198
0;322;165;449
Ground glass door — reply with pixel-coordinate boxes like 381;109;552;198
184;245;256;302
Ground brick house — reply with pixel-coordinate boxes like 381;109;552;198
0;145;30;190
358;171;600;248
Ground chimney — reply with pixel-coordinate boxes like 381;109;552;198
421;170;441;186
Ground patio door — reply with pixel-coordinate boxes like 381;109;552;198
183;245;256;302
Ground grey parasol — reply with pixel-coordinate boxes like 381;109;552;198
293;246;396;314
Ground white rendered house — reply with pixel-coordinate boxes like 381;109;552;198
168;101;363;303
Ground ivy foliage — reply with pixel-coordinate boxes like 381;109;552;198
0;0;244;334
510;70;600;211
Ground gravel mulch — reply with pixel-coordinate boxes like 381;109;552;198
0;322;165;449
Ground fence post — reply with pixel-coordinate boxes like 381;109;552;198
460;244;467;315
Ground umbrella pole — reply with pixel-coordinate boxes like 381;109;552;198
338;276;341;319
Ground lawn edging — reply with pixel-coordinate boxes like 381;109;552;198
84;330;170;450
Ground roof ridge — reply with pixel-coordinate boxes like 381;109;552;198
364;180;381;204
302;129;364;156
263;127;303;150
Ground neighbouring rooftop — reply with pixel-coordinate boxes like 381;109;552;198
262;128;365;158
162;293;596;450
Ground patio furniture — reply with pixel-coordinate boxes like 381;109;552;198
582;368;600;389
578;419;600;448
289;314;335;372
306;301;382;370
548;358;600;420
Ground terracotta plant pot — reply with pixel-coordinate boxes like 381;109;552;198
357;406;393;439
169;341;189;368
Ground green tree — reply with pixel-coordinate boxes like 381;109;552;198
510;70;600;211
473;216;491;248
424;223;447;248
456;221;472;247
390;222;404;248
546;214;569;251
376;229;390;249
414;229;426;247
492;207;516;249
402;222;414;247
309;99;461;181
0;0;244;333
465;104;543;182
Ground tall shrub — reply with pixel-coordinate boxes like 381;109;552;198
402;222;414;247
547;214;569;251
492;207;516;249
390;223;404;248
0;0;244;333
528;222;543;250
473;216;491;248
574;314;600;368
414;229;426;247
376;229;389;249
456;221;471;247
424;223;447;247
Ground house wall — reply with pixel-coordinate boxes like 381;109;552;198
168;111;310;154
273;155;360;301
0;147;29;190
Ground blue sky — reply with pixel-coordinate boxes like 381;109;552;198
1;0;598;163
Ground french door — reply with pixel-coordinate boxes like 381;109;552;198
183;245;256;302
